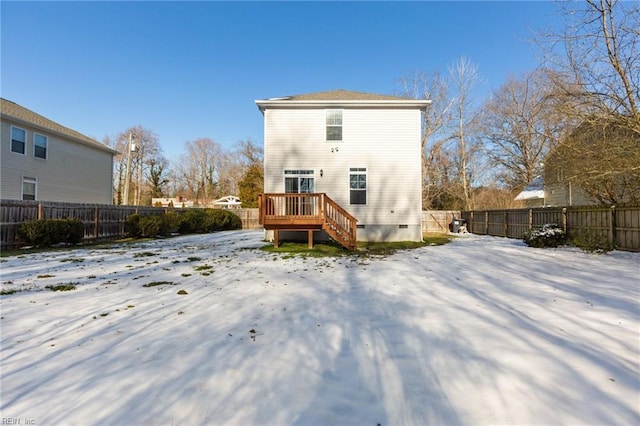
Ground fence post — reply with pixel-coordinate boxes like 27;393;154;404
485;211;489;235
610;205;616;249
38;203;43;220
562;208;567;234
94;207;100;239
528;209;533;231
503;210;508;237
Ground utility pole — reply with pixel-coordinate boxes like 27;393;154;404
123;132;135;205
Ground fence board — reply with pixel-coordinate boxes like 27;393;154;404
422;210;460;233
0;200;262;249
462;204;639;252
616;205;640;251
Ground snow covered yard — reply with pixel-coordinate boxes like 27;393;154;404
1;230;638;425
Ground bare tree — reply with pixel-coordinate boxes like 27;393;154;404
397;70;455;209
111;126;164;205
397;57;483;211
448;57;484;210
546;118;640;204
479;69;566;190
174;137;223;206
147;157;169;200
541;0;639;130
538;0;640;201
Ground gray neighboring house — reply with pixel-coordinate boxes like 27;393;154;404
1;98;117;204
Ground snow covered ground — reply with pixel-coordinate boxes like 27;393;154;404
1;230;638;425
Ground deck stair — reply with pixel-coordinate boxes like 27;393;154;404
258;193;357;250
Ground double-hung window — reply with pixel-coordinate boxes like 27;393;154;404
326;110;342;141
22;177;37;201
34;134;48;159
349;168;367;205
11;126;26;154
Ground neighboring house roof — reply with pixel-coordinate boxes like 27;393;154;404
256;89;431;111
515;189;545;201
213;195;241;206
515;177;544;201
1;98;117;155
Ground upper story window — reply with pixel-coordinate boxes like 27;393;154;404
11;126;26;154
22;176;37;201
326;110;342;141
349;167;367;205
34;133;48;159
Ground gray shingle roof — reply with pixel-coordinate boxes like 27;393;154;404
1;98;116;154
273;89;412;101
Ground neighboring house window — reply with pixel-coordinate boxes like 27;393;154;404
349;168;367;205
22;177;37;201
34;133;48;159
11;126;26;154
326;110;342;141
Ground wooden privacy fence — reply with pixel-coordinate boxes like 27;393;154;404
0;200;261;249
422;210;460;233
461;204;640;252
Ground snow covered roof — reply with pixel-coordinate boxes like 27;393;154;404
515;177;544;200
515;189;544;201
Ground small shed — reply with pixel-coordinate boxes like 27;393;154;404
213;195;241;209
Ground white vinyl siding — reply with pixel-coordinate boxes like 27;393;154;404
262;107;422;241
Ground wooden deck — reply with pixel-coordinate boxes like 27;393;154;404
258;193;357;250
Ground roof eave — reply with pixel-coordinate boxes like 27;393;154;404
1;112;118;155
255;99;432;112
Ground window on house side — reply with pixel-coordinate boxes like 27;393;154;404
11;126;26;154
22;177;37;201
34;134;48;159
326;110;342;141
349;167;366;205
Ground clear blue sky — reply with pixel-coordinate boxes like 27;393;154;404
1;1;561;162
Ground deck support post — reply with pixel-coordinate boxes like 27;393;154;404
273;229;279;248
308;230;314;249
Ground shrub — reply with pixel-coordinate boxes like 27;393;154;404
163;211;182;234
138;215;165;237
127;209;241;239
523;223;566;248
125;214;141;238
178;209;241;233
179;209;209;234
207;209;242;231
570;230;614;254
17;219;84;247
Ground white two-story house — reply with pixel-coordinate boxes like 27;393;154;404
256;89;430;247
1;98;117;204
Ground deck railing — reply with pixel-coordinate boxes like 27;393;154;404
258;193;357;250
